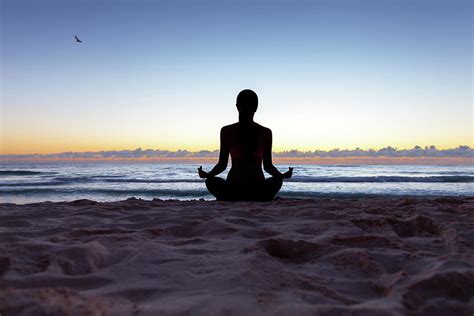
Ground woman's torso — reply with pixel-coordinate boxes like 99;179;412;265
226;123;266;185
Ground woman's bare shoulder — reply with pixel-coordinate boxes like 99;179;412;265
221;123;238;132
254;123;272;135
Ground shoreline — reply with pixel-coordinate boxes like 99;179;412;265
1;197;473;315
2;194;473;206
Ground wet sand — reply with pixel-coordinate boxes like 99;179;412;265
1;197;473;315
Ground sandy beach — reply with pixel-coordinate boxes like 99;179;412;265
0;197;473;315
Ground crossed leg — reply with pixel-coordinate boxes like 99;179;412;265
205;176;282;202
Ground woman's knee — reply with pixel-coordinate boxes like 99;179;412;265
262;177;283;200
205;177;229;200
267;176;283;190
205;176;224;188
205;177;213;187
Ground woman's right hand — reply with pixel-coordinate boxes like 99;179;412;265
282;167;293;179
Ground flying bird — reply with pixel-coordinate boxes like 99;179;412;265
75;35;82;43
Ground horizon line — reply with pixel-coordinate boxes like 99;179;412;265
1;145;472;159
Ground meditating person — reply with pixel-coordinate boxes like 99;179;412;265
198;89;293;201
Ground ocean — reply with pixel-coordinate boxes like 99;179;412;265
0;162;472;204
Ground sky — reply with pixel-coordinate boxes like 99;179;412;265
1;0;472;155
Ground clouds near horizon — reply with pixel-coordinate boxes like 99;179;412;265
1;145;472;160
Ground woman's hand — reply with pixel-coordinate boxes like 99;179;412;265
197;166;209;179
282;167;293;179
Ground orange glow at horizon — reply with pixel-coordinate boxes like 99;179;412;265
1;137;472;156
2;97;472;155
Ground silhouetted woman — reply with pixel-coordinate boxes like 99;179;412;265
198;89;293;201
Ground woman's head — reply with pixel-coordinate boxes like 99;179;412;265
236;89;258;113
236;89;258;123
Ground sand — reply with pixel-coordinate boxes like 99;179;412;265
0;197;473;315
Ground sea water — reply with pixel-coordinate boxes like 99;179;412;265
0;163;472;204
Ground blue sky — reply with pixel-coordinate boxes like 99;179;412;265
1;0;472;154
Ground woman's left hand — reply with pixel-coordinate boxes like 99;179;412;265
197;166;209;178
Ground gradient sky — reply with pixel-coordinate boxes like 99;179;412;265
1;0;472;154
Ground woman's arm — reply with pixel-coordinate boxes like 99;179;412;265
263;129;293;179
198;127;229;178
263;130;282;177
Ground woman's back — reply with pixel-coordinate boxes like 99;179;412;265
224;122;267;185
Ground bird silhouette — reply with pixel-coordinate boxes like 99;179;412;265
75;35;82;43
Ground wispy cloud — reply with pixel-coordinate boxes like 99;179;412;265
1;146;472;159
